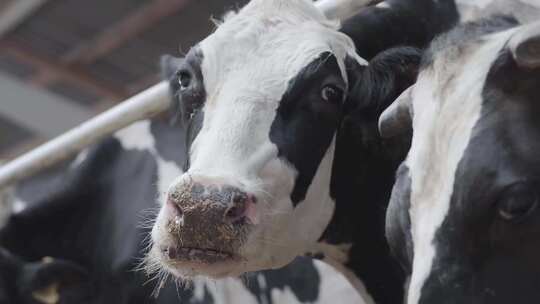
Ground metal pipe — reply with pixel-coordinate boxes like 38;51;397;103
0;81;170;187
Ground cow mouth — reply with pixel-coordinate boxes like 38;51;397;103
163;246;238;264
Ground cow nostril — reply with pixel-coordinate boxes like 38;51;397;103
225;203;246;223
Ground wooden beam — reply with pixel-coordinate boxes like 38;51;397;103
126;73;160;95
0;0;50;37
1;41;127;100
0;137;44;162
0;72;96;138
63;0;190;64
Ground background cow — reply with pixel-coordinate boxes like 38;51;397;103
381;13;540;304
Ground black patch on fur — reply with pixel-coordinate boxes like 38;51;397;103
340;0;458;60
269;52;345;206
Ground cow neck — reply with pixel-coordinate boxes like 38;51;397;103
313;117;412;304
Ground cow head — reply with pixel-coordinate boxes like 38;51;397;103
381;16;540;304
147;0;371;280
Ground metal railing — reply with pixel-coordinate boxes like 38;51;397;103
0;82;170;187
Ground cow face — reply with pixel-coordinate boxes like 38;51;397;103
147;0;365;280
382;17;540;304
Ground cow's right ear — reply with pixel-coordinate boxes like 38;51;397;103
509;21;540;69
378;85;414;139
160;54;184;79
18;258;91;304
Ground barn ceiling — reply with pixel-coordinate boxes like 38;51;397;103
0;0;248;160
1;0;539;163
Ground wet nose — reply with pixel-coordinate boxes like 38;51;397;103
168;179;256;225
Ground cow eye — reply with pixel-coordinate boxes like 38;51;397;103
497;183;538;222
177;70;192;90
321;85;344;104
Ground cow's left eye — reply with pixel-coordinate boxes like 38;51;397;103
497;183;538;222
177;70;192;90
321;85;344;104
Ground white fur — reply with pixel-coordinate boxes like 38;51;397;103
314;260;366;304
312;242;374;304
376;2;391;9
12;196;27;214
404;28;519;304
114;121;156;151
521;0;540;7
69;148;89;169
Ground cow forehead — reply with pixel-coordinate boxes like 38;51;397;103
404;28;518;304
408;28;519;194
199;6;362;97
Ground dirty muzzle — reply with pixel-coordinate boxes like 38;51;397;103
164;177;257;264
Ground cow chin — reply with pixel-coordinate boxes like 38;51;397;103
148;212;251;279
148;246;247;279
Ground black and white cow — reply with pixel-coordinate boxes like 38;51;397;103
380;15;540;304
147;0;457;303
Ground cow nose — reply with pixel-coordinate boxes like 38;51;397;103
167;180;256;225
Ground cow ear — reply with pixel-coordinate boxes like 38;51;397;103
160;54;184;80
18;257;89;304
378;85;414;139
509;22;540;69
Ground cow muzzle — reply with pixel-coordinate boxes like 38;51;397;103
161;176;257;265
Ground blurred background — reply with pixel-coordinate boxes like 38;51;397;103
0;0;247;161
2;0;538;163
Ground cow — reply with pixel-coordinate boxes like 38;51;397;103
146;0;457;303
0;0;458;303
380;14;540;304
